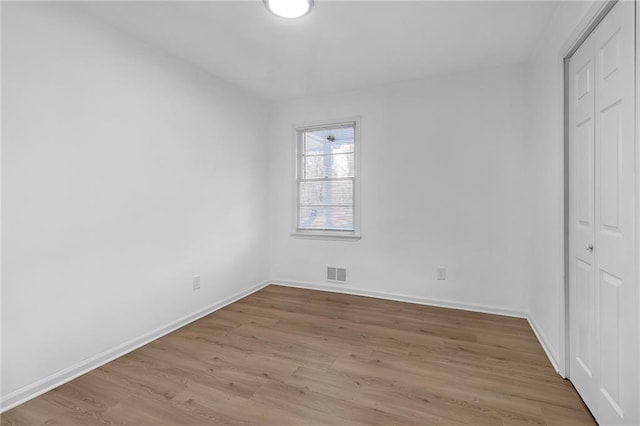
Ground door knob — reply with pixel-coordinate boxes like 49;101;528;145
586;243;594;252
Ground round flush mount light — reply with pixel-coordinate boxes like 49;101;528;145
264;0;314;19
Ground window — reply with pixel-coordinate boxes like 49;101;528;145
293;118;360;239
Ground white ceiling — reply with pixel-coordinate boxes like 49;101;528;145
76;1;558;101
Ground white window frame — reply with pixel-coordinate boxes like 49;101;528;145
291;117;361;240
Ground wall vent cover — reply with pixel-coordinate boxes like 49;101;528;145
327;266;347;283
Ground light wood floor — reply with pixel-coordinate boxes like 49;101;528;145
2;285;595;425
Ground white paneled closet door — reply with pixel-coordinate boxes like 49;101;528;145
568;1;637;424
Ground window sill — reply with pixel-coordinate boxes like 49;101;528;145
290;232;361;241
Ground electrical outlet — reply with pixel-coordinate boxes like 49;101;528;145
437;268;446;280
192;275;201;290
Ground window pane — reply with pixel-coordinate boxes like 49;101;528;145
304;153;354;179
298;206;354;231
300;180;353;205
304;127;354;155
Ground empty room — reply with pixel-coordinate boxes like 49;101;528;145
1;0;639;424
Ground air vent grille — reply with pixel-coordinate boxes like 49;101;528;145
327;266;347;283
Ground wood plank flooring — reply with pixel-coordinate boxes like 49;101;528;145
2;285;595;425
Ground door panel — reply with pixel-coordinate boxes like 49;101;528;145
600;270;622;416
598;101;621;232
576;258;595;377
593;2;636;424
569;1;637;424
576;119;594;228
569;28;597;412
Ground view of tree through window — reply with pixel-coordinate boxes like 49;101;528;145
297;124;355;232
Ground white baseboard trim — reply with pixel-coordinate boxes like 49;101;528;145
527;314;562;376
270;280;527;319
0;280;270;413
271;280;563;378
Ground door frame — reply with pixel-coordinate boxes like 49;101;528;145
561;0;619;380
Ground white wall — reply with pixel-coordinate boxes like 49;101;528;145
525;0;597;373
1;2;269;400
269;65;532;315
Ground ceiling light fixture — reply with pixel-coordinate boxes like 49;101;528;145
264;0;314;19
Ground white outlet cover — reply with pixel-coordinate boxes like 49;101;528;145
192;275;201;290
437;268;446;280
